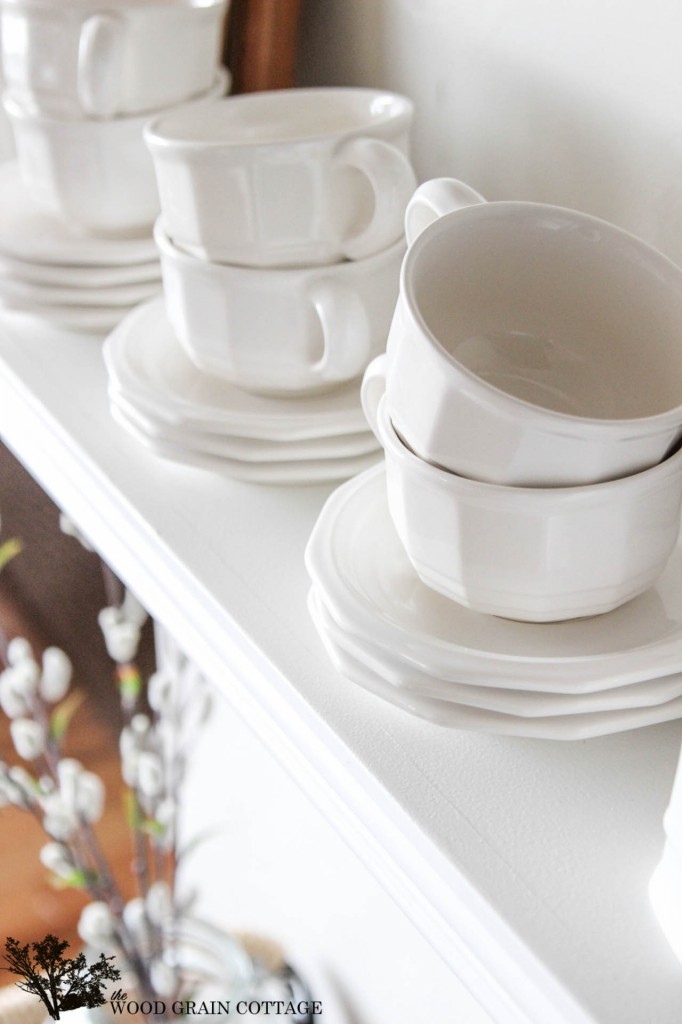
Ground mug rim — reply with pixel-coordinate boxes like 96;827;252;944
153;216;406;276
144;86;414;152
400;199;682;432
376;390;682;501
2;67;229;127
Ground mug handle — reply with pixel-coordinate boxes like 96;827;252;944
307;278;372;384
360;354;387;442
335;136;417;260
405;177;486;245
78;12;125;118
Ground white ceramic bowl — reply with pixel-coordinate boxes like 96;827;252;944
3;69;228;234
155;220;404;395
145;87;416;267
362;358;682;622
0;0;228;119
385;177;682;486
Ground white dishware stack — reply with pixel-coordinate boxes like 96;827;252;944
0;0;230;331
104;87;418;484
305;177;682;738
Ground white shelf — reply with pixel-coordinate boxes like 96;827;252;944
2;311;682;1023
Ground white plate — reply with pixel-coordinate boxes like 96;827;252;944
312;620;682;739
111;402;382;485
0;251;161;288
110;389;380;463
0;300;130;333
309;586;682;716
0;162;157;266
103;298;373;441
0;275;161;308
305;465;682;692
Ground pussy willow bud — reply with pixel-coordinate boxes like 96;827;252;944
6;637;33;666
57;758;82;810
146;881;172;926
78;902;117;951
122;897;149;943
7;766;35;807
42;794;78;842
10;718;46;760
76;771;105;824
137;752;165;799
0;664;36;718
39;842;74;880
39;647;72;703
147;671;174;715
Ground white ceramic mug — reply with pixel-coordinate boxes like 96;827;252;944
145;87;417;267
3;69;228;234
155;220;405;395
0;0;228;119
363;358;682;622
384;177;682;486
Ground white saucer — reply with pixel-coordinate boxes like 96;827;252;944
110;389;380;463
0;275;161;308
111;401;382;485
0;300;132;333
104;298;373;441
312;616;682;739
0;251;161;288
0;162;157;266
305;465;682;693
309;586;682;717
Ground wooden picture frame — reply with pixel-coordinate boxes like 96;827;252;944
225;0;302;93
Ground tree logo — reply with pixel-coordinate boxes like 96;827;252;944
2;934;121;1020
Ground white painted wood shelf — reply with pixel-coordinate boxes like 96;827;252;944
2;311;682;1024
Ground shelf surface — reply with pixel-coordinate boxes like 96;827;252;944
1;311;682;1024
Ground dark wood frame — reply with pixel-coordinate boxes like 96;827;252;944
225;0;302;93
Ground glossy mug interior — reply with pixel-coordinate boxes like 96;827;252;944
0;0;228;119
145;87;417;267
384;177;682;486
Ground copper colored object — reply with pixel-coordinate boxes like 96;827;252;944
225;0;302;93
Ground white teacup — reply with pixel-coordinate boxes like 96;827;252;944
384;177;682;487
145;87;416;267
0;0;228;119
154;220;404;395
3;69;228;234
363;359;682;622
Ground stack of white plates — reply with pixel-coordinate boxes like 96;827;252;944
305;464;682;738
0;162;161;332
103;298;382;485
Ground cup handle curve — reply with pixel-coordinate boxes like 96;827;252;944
360;354;387;442
405;177;486;245
307;278;372;384
335;136;417;260
78;12;125;118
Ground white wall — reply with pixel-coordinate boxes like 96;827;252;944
298;0;682;266
0;24;14;162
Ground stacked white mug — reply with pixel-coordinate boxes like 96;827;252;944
362;178;682;623
144;87;417;398
0;0;230;235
